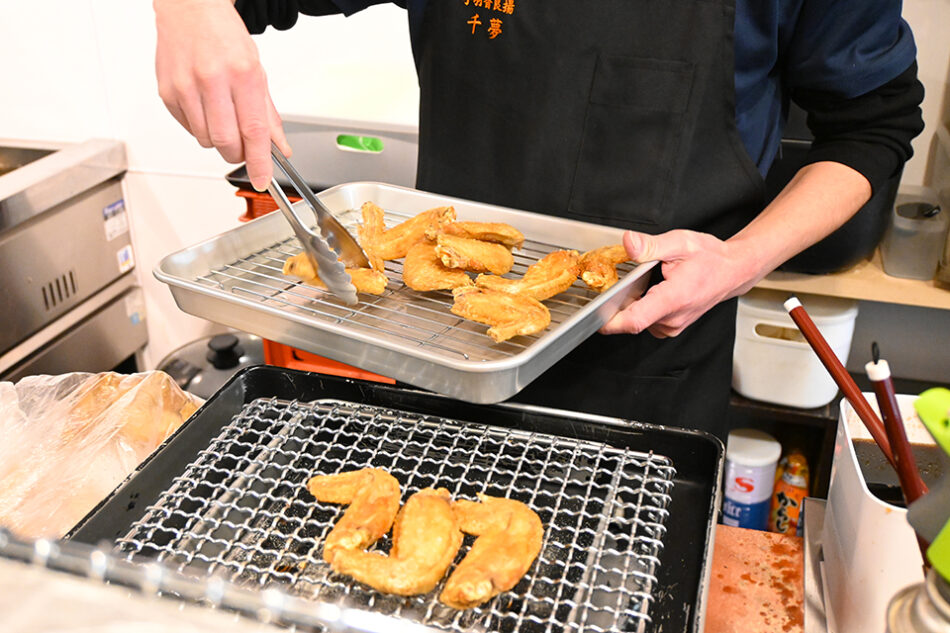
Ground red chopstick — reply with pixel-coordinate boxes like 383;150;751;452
783;297;896;469
866;346;928;502
866;343;930;566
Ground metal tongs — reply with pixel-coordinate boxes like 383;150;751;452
268;142;369;305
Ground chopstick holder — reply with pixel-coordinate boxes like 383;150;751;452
783;296;896;468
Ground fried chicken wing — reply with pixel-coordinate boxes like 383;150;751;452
361;204;456;261
435;234;514;275
402;242;474;291
451;286;551;343
356;202;387;271
283;253;388;295
474;249;580;301
331;487;463;596
578;244;631;293
439;494;543;609
426;221;525;250
307;468;401;564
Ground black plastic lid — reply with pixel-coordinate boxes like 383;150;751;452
897;202;941;220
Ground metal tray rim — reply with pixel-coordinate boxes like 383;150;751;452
154;182;657;391
155;253;655;375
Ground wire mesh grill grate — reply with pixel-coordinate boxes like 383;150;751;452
193;206;637;363
115;398;676;633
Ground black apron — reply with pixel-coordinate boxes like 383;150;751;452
412;0;765;438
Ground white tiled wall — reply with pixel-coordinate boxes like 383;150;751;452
0;1;947;372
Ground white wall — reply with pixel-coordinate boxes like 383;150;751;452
0;1;416;369
0;1;946;372
902;0;950;186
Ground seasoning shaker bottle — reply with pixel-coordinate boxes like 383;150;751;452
880;186;948;281
722;429;782;531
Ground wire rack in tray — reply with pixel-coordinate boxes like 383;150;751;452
194;206;638;362
115;397;677;633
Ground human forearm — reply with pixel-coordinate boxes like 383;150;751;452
793;62;924;195
726;161;872;293
600;161;871;337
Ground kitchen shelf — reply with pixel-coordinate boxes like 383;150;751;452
756;249;950;311
726;391;838;498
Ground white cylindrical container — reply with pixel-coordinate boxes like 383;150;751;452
722;429;782;530
733;289;858;408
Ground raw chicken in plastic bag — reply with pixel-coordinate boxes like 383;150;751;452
0;371;202;539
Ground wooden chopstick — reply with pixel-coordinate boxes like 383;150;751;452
866;343;930;567
784;296;897;469
866;345;928;502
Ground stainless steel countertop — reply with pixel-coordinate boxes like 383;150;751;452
0;138;126;235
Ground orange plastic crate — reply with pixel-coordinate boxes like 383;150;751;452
236;189;297;222
263;339;395;384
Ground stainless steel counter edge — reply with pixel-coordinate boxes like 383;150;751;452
802;497;828;633
0;138;127;234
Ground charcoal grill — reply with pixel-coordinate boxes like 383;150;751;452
70;366;722;633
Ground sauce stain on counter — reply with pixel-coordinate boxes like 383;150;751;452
703;525;803;633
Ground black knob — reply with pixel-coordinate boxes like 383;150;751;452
206;334;244;369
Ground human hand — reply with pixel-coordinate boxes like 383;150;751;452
600;229;753;338
154;0;291;190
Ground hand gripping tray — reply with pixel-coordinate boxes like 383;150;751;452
154;182;656;403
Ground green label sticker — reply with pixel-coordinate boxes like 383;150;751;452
336;135;384;153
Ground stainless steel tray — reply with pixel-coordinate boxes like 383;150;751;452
155;182;656;403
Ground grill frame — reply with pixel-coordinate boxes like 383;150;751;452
69;366;723;633
154;182;656;404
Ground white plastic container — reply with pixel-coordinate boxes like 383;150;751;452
881;186;948;280
722;428;782;530
732;289;858;408
821;394;930;633
279;115;419;188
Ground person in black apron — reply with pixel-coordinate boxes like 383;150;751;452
410;2;762;436
152;0;923;439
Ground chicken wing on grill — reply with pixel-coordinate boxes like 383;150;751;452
307;468;401;564
450;286;551;343
440;494;543;609
474;249;580;301
426;221;525;250
435;234;514;275
331;487;463;596
360;203;456;261
578;244;631;293
402;242;474;291
283;253;388;295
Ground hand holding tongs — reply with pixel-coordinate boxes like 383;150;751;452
268;142;370;305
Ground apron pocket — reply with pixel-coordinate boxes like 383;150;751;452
569;55;694;229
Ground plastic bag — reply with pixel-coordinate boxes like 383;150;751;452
0;371;203;539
